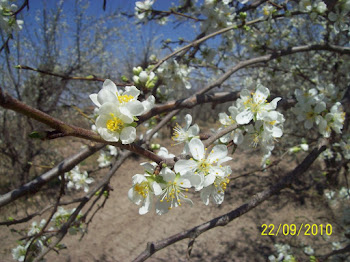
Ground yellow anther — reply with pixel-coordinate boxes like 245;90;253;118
106;114;124;132
117;94;134;104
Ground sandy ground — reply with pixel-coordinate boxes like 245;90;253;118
1;144;349;262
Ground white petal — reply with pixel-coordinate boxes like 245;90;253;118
139;194;152;215
89;94;101;107
132;174;148;184
200;186;211;205
160;167;176;182
233;131;244;145
217;156;232;166
315;102;326;114
207;145;228;163
128;188;142;205
103;79;118;93
184;114;192;130
124;85;140;98
187;124;200;137
189;138;205;160
97;89;117;105
304;120;313;129
254;85;269;102
100;131;119;142
120;126;136;144
140;162;156;173
174;159;197;175
151;182;162;195
228;106;239;118
219;112;231;126
203;173;216;187
125;100;145;116
184;172;203;188
265;97;281;111
177;177;192;188
155;198;170;215
212;191;224;204
236;109;253;125
142;95;155;113
98;102;119;116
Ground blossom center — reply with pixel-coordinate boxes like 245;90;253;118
134;181;149;198
117;94;134;104
160;180;189;210
306;111;315;119
106;114;124;132
251;132;261;147
198;159;211;175
214;177;230;193
172;123;188;142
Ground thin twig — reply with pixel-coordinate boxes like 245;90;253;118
33;150;132;262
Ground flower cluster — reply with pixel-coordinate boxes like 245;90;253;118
200;0;236;34
90;79;155;144
328;0;350;33
299;0;327;19
135;0;154;21
219;84;285;156
132;66;158;90
97;145;118;168
12;207;83;261
157;59;193;90
62;165;94;193
268;243;295;262
292;88;345;138
128;139;232;215
0;0;23;34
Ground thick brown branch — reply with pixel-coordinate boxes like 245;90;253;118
0;87;163;164
133;142;327;262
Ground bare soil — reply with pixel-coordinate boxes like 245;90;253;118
0;138;349;262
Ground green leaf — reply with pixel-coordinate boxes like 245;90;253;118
29;131;45;139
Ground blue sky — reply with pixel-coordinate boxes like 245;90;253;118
22;0;199;53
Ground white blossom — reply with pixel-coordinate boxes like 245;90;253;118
200;165;231;205
155;167;198;215
304;246;314;255
63;166;94;193
236;84;281;125
172;114;200;152
174;138;232;191
135;0;154;20
128;163;162;215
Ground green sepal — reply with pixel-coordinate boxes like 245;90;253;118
129;122;137;127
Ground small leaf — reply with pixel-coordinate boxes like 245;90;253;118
29;131;45;139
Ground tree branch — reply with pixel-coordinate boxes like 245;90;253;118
0;87;163;164
33;150;132;262
0;144;104;208
133;142;327;262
